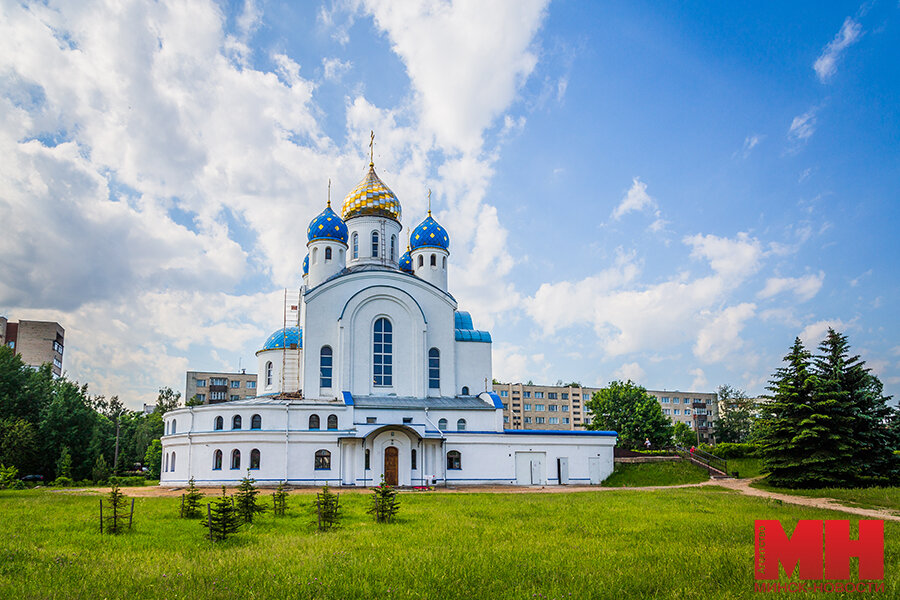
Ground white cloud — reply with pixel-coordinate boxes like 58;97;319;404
613;362;645;383
814;17;862;82
757;272;825;302
492;343;548;384
788;109;817;144
693;303;756;363
684;232;763;281
322;57;352;81
735;134;764;158
612;177;657;219
798;319;848;347
689;368;707;390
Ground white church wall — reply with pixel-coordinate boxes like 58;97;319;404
346;215;402;267
256;348;301;395
455;341;492;396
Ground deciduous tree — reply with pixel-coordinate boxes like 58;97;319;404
585;380;673;449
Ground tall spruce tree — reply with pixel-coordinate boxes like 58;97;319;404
761;337;852;488
205;486;240;541
813;329;899;486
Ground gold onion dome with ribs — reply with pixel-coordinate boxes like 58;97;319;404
341;161;402;222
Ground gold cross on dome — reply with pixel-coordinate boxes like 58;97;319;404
327;178;331;207
427;188;432;215
369;130;375;165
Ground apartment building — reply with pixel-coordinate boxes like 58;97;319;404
186;370;258;404
496;382;718;443
0;317;65;377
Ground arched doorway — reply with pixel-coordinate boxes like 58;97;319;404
384;446;399;486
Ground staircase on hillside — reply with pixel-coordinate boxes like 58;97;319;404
676;446;732;478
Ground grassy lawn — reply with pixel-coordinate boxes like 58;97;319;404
601;459;710;487
727;458;764;479
1;487;898;599
751;480;900;513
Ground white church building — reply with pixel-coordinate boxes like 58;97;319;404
160;147;616;487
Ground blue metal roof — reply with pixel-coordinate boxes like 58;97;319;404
307;205;348;243
454;310;492;343
260;327;302;351
503;429;618;437
351;395;496;410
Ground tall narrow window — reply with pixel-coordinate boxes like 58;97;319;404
442;256;446;268
430;254;436;266
164;453;169;472
231;449;241;470
418;255;423;267
352;232;359;258
312;247;318;264
447;450;461;470
390;235;396;261
215;416;224;430
327;414;338;430
320;346;333;388
309;414;320;430
371;231;379;257
365;449;370;470
457;418;466;431
232;415;242;430
428;348;440;389
411;449;417;470
266;361;273;386
251;414;261;430
325;247;332;260
438;418;448;431
373;318;392;386
250;449;260;470
171;419;176;434
213;449;222;470
315;449;331;470
171;452;176;470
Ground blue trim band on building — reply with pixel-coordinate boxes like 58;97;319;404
342;391;354;405
502;429;617;437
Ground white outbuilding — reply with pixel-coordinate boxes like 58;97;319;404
161;150;616;487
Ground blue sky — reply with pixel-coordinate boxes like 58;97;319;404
1;0;898;408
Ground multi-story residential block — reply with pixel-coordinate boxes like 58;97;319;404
0;317;65;377
185;370;258;405
496;382;718;443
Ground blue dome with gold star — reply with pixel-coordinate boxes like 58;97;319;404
399;250;413;273
307;204;348;244
302;254;309;276
410;213;450;251
260;327;302;352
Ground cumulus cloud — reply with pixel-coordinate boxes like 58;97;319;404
612;177;656;219
689;368;707;390
694;303;756;363
814;17;862;82
757;272;825;302
322;57;352;81
613;362;645;383
798;319;848;347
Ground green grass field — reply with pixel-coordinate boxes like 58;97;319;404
727;458;764;479
601;459;710;487
751;481;900;513
3;486;896;599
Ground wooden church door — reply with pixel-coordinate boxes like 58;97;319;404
384;446;398;486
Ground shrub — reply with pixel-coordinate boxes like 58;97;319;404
313;485;340;531
53;476;74;487
108;476;146;487
367;476;400;523
272;482;289;517
0;464;18;489
234;471;266;523
704;442;761;458
205;486;241;541
181;477;204;518
102;485;131;534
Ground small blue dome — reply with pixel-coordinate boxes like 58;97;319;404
302;254;309;276
410;213;450;251
307;204;348;244
260;327;302;351
399;250;413;273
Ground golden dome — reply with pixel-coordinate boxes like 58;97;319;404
340;163;402;222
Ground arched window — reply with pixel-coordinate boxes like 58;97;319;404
251;414;261;430
171;451;176;470
371;231;379;257
390;235;396;261
442;256;446;268
373;317;392;386
164;453;169;472
461;386;469;395
428;348;440;389
327;414;338;430
438;418;448;431
320;346;333;388
171;419;176;434
325;246;332;260
365;449;370;470
266;361;273;386
232;415;242;430
418;255;423;267
352;232;358;258
231;449;241;470
213;449;223;470
214;416;224;430
447;450;461;470
250;449;261;470
411;449;417;470
430;254;436;266
309;414;320;430
457;418;467;431
315;449;331;470
312;247;318;264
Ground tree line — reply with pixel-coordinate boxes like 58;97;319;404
0;346;181;482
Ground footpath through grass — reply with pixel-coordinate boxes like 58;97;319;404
751;480;900;513
601;459;709;487
5;486;896;599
